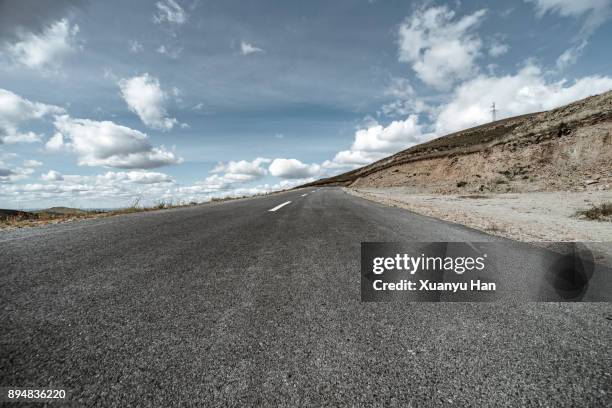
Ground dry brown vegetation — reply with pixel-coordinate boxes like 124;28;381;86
575;203;612;221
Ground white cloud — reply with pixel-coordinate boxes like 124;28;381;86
526;0;611;19
46;115;183;169
434;64;612;135
157;44;183;59
180;158;271;195
118;74;178;131
3;170;176;206
556;40;588;69
129;40;144;53
153;0;187;25
398;6;487;90
385;78;415;99
0;167;23;183
93;170;174;184
41;170;63;181
268;158;321;179
380;99;428;117
0;88;65;144
322;150;384;169
211;157;270;182
0;163;35;183
5;18;79;70
3;155;307;206
175;177;315;202
22;159;42;167
240;41;263;55
488;41;509;57
526;0;612;69
184;174;237;193
379;78;433;118
324;115;430;168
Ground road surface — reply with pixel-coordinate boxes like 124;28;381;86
1;187;611;406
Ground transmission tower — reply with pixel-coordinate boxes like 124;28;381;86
490;102;497;122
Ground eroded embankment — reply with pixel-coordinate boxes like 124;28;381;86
350;120;612;194
309;91;612;194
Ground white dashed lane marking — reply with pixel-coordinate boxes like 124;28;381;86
268;201;292;212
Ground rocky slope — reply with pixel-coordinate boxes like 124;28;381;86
306;91;612;194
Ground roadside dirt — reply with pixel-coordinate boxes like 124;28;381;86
347;187;612;242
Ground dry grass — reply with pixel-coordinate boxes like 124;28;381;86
0;211;101;228
458;194;491;199
484;222;505;233
575;203;612;221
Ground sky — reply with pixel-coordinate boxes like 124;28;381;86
1;0;611;209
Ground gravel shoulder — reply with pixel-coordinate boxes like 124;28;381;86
347;187;612;242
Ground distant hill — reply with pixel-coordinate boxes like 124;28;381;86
303;90;612;194
35;207;90;215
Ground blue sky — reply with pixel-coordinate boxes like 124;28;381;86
1;0;611;209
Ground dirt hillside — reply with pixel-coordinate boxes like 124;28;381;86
305;91;612;194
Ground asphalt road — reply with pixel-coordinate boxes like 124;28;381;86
1;187;611;407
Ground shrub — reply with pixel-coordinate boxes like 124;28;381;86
575;203;612;221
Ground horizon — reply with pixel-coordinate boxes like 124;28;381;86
2;0;612;209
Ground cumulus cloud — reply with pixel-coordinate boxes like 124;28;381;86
3;170;175;206
118;74;178;130
0;88;65;144
153;0;187;25
324;115;429;168
211;157;270;182
0;167;21;183
268;158;321;179
176;158;272;196
91;170;174;184
41;170;63;181
0;160;37;183
46;115;183;169
434;64;612;135
175;177;315;203
186;157;271;193
5;18;80;70
398;6;487;90
240;41;263;55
